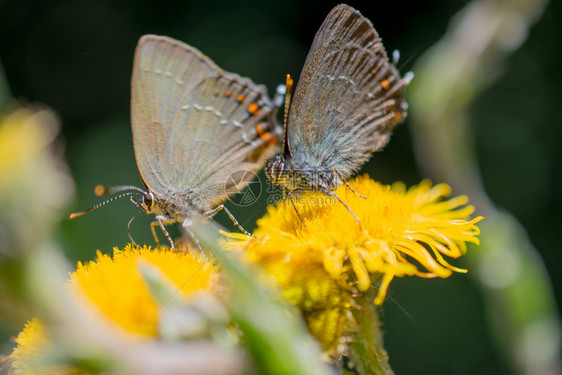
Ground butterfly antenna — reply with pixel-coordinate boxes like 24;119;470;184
69;185;143;219
281;74;294;154
283;74;294;127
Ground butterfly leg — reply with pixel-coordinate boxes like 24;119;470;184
204;205;253;237
152;215;175;251
150;221;162;249
322;189;363;230
287;190;306;227
335;170;366;199
181;219;205;261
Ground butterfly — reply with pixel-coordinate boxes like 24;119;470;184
264;4;413;224
71;35;282;250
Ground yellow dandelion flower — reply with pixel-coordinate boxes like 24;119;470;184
227;175;482;351
10;244;218;374
70;244;218;336
254;250;353;351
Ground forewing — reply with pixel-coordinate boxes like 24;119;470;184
131;35;279;211
287;5;411;178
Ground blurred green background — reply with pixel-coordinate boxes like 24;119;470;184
0;0;560;374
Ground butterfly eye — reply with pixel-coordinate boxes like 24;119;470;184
274;159;285;180
142;191;155;211
265;156;287;185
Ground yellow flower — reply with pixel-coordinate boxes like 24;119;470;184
0;106;73;250
227;175;482;351
70;244;218;336
251;250;354;352
0;107;56;186
9;318;89;375
10;244;218;374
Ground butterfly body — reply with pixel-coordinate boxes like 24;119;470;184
265;155;339;193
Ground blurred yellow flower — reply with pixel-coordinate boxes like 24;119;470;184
227;175;482;351
10;245;218;374
9;318;89;375
0;106;73;243
0;107;58;188
70;244;218;336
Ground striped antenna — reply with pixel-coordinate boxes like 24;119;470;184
283;74;294;128
69;185;144;219
281;74;294;155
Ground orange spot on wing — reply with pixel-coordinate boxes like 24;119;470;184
380;79;390;91
225;90;233;97
237;94;246;102
248;103;260;115
260;131;273;143
256;123;276;145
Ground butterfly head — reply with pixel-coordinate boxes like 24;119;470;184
265;155;289;187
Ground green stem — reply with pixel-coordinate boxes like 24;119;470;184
345;291;394;375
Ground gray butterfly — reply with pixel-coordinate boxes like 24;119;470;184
71;35;282;250
264;4;413;223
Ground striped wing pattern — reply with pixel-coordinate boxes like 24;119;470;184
287;5;410;179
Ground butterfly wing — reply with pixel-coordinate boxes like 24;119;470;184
286;5;411;179
131;35;279;212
